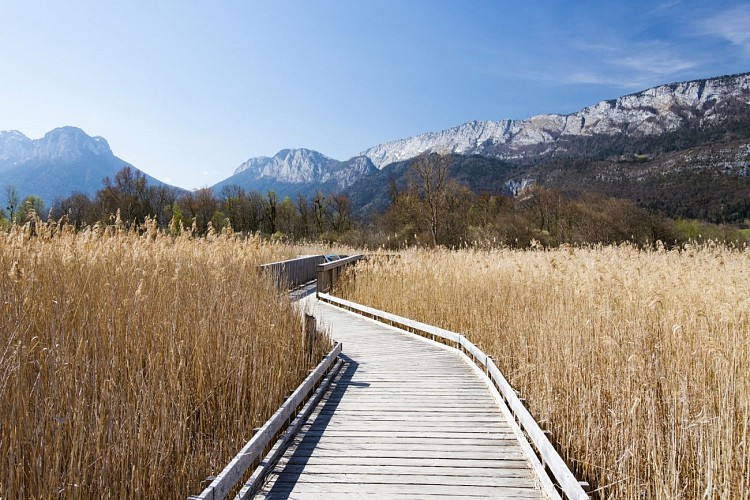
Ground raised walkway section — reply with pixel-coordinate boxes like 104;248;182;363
255;294;546;499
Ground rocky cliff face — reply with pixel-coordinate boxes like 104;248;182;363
0;127;113;170
0;130;34;170
229;148;377;190
235;148;340;184
361;72;750;168
214;148;378;199
34;127;112;161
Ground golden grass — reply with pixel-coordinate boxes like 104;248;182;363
340;244;750;498
0;219;331;497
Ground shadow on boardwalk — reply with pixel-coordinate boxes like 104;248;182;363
262;355;364;496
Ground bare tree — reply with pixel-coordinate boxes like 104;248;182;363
312;191;330;234
4;185;19;223
412;154;450;246
328;193;352;233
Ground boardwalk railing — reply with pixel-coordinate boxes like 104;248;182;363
190;342;343;500
258;255;325;290
316;254;365;293
318;292;589;500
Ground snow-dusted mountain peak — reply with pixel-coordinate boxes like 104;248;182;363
361;72;750;168
0;126;173;203
216;148;378;198
233;148;338;181
36;127;112;160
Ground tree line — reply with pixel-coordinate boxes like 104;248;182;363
2;157;747;248
372;154;747;248
1;166;353;239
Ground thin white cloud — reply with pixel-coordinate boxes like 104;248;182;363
616;51;696;76
562;71;615;86
556;40;697;89
653;1;683;13
479;10;704;92
699;5;750;56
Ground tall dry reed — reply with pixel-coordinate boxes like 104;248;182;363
0;218;330;497
341;244;750;498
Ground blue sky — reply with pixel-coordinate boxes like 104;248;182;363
1;0;749;190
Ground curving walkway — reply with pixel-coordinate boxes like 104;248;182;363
255;294;546;499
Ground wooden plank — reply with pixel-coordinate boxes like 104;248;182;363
312;408;504;415
302;419;512;432
316;255;365;293
259;482;543;498
318;391;491;397
278;455;535;468
268;464;534;477
300;423;511;432
313;402;497;408
269;448;528;460
290;436;521;446
306;411;504;419
259;494;536;500
287;441;530;452
270;472;537;487
316;254;365;272
292;429;519;439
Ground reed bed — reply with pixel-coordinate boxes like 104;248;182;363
0;219;331;497
340;244;750;498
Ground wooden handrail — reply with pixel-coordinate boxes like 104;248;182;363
316;255;365;293
190;342;343;500
237;357;345;498
317;254;363;271
318;293;589;500
258;255;325;290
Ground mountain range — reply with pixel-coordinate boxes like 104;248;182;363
1;71;749;222
215;71;750;211
212;149;377;200
0;126;172;205
360;72;750;166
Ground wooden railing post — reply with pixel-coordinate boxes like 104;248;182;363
305;314;317;360
315;255;365;295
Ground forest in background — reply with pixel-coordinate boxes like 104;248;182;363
2;154;748;249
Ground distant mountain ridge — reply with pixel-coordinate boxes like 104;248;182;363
213;148;377;199
0;127;174;204
0;127;113;171
213;72;750;200
360;72;750;167
3;71;749;221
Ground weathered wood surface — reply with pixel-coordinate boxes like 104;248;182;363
318;293;587;500
259;255;325;290
254;297;547;499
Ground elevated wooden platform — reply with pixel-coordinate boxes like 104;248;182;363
255;296;546;499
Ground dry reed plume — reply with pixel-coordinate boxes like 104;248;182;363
341;244;750;498
0;217;330;497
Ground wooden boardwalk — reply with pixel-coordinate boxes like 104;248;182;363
255;294;546;499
